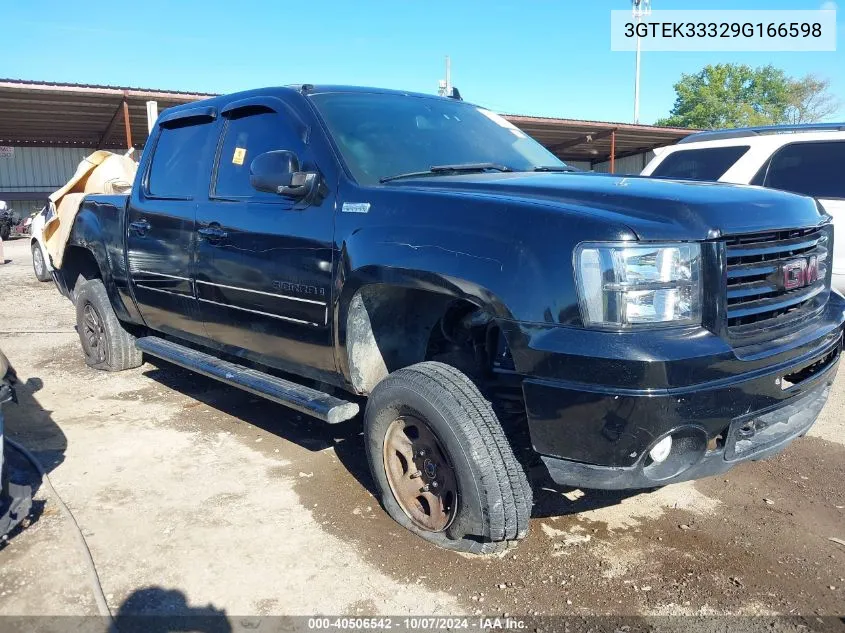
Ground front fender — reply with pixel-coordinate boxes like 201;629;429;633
330;183;636;388
334;221;546;391
337;221;546;320
333;184;634;328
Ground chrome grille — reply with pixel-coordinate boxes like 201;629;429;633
724;226;830;338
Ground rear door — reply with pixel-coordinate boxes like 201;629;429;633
193;97;336;379
752;140;845;286
127;107;218;340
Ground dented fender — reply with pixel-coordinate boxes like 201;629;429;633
65;195;144;325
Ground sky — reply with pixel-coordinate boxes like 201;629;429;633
2;0;842;125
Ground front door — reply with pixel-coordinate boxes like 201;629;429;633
194;99;336;380
127;110;218;341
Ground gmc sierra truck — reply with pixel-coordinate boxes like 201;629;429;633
54;86;844;553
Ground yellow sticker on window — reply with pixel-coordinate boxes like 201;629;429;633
232;147;246;165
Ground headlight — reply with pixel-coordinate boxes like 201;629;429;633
575;242;701;328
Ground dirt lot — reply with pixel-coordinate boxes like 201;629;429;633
0;236;844;623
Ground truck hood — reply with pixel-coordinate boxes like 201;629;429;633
388;172;828;241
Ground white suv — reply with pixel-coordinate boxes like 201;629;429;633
642;124;845;293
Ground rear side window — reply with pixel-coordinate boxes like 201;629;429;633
757;141;844;199
213;108;300;199
147;118;215;198
651;146;750;181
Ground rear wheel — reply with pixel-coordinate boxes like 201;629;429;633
365;361;531;553
75;279;143;371
31;242;51;282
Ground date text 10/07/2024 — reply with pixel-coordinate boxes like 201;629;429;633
307;617;528;630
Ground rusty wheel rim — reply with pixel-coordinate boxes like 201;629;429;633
382;415;458;532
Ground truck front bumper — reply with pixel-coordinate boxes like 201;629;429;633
536;376;834;490
501;294;845;490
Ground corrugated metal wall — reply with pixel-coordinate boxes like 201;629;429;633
0;146;93;219
564;152;654;174
6;199;45;216
0;146;92;193
567;160;592;171
592;151;655;175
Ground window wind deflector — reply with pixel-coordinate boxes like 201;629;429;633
158;105;217;127
221;96;285;116
221;95;309;142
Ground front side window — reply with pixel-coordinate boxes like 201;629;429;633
214;108;300;199
650;146;750;181
148;118;214;198
309;92;568;185
760;141;844;200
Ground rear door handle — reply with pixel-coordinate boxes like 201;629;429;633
129;218;151;235
197;226;228;240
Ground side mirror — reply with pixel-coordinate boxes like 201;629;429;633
249;150;317;199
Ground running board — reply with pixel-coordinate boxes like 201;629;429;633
135;336;359;424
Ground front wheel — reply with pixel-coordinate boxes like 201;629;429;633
31;241;51;282
75;279;143;371
364;362;532;553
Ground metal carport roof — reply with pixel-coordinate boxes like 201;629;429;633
505;114;695;165
0;79;214;149
0;79;695;167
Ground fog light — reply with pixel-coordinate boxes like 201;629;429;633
649;436;673;463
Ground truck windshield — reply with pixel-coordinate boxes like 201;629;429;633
310;92;569;185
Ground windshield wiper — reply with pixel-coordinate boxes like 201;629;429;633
431;162;513;173
379;163;513;183
532;165;578;172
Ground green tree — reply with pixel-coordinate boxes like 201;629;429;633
656;64;821;129
785;74;841;124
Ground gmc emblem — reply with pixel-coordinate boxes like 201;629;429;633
782;255;819;290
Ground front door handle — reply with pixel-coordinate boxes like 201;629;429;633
129;218;151;235
197;226;228;240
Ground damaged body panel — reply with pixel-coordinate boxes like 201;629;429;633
51;85;844;551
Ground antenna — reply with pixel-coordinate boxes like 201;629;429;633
632;0;651;18
437;56;452;96
632;0;652;123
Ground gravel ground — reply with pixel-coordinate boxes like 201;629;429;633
0;236;843;626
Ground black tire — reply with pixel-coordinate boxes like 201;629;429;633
364;361;532;553
75;279;143;371
31;241;51;282
0;224;9;241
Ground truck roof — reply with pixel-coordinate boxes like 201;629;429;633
159;84;468;118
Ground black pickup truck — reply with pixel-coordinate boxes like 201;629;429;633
54;85;843;553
